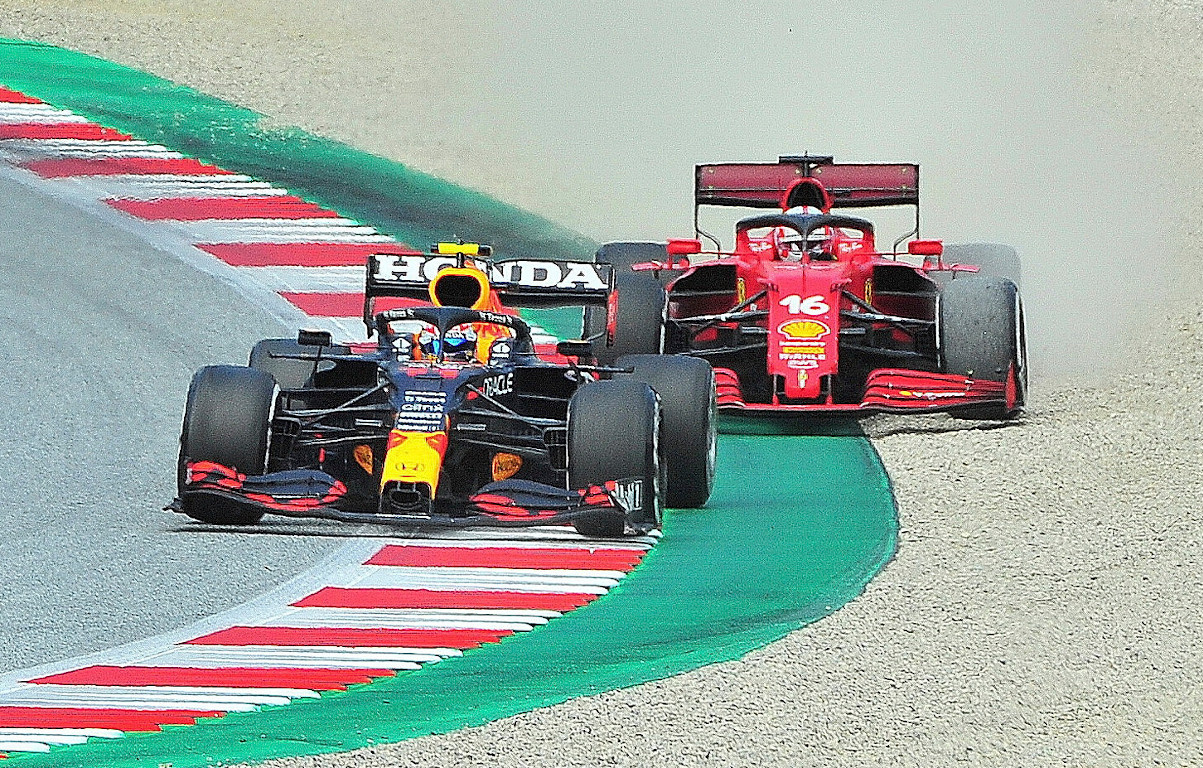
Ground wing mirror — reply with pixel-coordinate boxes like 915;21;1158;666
666;238;703;256
555;339;593;358
907;239;944;257
298;329;333;347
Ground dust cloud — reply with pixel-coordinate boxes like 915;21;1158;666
0;0;1179;379
456;1;1174;381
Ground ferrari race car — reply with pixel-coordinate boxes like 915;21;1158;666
588;154;1027;419
173;243;717;537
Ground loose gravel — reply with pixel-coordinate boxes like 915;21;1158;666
0;0;1200;765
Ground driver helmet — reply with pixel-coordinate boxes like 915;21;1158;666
417;325;478;361
777;227;831;261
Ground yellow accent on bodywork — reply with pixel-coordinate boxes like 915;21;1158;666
435;242;481;256
380;430;448;495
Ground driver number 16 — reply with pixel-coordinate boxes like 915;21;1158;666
780;294;830;316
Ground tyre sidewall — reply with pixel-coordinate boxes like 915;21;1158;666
615;354;716;508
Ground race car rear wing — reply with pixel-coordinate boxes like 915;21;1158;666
363;251;613;328
694;155;921;242
695;155;919;209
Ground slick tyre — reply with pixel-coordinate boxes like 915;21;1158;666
931;243;1022;287
938;276;1027;420
178;365;277;525
250;338;349;389
567;380;663;537
584;271;667;366
616;354;716;508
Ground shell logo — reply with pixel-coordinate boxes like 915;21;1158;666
777;320;830;341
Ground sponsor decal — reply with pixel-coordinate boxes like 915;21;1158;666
491;452;523;482
491;260;607;290
777;320;829;370
476;310;512;325
781;345;825;355
898;390;966;400
778;352;825;370
777;319;830;341
395;391;448;432
488;339;512;363
610;478;643;514
373;254;458;282
736;277;747;304
372;255;608;291
797;370;808;388
779;294;830;316
353;444;374;474
480;372;514;398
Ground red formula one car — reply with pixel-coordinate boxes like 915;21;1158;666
587;154;1027;419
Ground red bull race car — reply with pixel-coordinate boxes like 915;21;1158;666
588;154;1027;419
173;243;717;537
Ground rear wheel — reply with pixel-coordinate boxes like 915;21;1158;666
178;365;277;525
938;276;1027;420
584;271;666;365
567;380;663;537
616;354;716;508
250;338;349;389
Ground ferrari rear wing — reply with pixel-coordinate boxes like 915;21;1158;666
694;154;921;242
363;251;613;328
695;155;919;209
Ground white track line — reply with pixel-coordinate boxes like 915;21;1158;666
177;220;391;243
356;537;652;551
0;139;184;158
0;740;53;753
273;607;561;623
239;265;365;292
256;609;543;631
100;181;290;199
140;645;447;668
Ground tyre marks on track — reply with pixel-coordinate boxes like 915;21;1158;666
0;83;628;760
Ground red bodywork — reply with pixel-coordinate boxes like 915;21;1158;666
626;155;1018;415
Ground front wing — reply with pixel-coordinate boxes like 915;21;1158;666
173;461;643;530
715;367;1017;415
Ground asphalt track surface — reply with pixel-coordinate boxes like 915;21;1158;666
0;174;341;671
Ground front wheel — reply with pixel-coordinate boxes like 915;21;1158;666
567;380;663;537
938;276;1027;420
178;365;277;524
616;354;716;508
